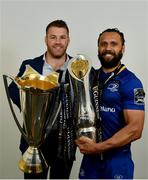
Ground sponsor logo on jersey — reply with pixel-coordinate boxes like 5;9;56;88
100;106;115;112
134;88;145;105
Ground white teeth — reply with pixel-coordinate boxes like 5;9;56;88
105;54;112;57
55;47;61;50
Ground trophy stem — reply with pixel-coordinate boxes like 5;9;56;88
19;146;48;174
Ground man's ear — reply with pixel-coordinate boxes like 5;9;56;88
122;45;125;53
45;35;47;46
68;37;70;45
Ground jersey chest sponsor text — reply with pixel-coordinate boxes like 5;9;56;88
100;106;116;113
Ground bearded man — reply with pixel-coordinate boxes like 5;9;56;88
76;28;145;179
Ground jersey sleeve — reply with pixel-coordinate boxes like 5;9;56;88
121;75;145;110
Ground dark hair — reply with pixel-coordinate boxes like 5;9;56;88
97;28;125;46
46;19;69;34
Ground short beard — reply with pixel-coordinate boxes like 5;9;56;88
98;50;123;69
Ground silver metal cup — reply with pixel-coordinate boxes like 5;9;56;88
3;65;61;174
68;54;97;142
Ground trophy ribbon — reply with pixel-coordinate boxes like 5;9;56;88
57;83;76;161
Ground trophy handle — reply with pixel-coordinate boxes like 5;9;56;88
3;75;28;143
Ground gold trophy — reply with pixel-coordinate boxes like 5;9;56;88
3;65;61;174
68;54;98;142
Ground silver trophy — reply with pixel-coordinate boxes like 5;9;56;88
3;65;61;174
68;54;98;142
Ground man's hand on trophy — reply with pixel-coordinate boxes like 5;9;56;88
75;136;99;154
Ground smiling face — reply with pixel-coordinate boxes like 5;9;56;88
98;31;125;69
45;26;70;59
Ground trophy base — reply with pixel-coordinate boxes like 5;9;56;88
19;146;48;174
77;127;96;141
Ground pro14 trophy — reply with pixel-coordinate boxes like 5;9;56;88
3;65;61;174
68;54;99;142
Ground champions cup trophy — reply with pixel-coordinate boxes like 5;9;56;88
3;65;61;174
68;54;99;142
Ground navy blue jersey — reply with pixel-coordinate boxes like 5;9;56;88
99;67;145;142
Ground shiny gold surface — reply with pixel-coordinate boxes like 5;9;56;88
19;159;45;174
71;59;89;79
15;65;59;90
3;65;61;174
19;146;48;174
15;77;58;90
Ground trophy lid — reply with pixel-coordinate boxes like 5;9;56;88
15;65;59;90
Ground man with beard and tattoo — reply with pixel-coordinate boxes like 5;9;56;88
76;28;145;179
8;20;76;179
